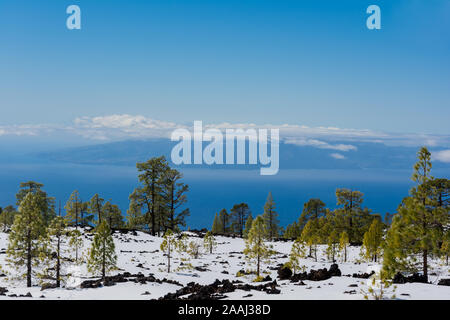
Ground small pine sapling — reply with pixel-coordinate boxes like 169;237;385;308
287;237;307;274
86;221;117;280
41;216;69;287
326;230;339;262
160;229;179;273
187;240;202;259
339;231;349;262
203;231;217;254
362;219;383;262
68;228;84;264
243;216;274;278
361;269;396;300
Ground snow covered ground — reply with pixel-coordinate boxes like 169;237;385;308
0;229;449;300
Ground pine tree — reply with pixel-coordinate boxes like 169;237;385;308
155;195;168;236
42;214;67;287
288;237;307;274
298;198;326;230
87;194;104;225
301;220;319;261
161;168;190;232
243;216;273;277
126;200;146;230
339;231;349;262
102;201;124;229
187;240;201;259
131;156;170;235
230;203;251;237
160;229;179;273
283;221;301;240
243;213;253;238
326;230;339;262
218;209;229;234
335;188;366;243
441;231;450;266
383;147;448;281
16;181;56;225
65;190;83;228
203;231;217;254
87;220;117;280
362;219;383;262
211;212;221;235
6;192;46;287
262;192;279;240
0;205;18;232
69;229;83;264
78;199;93;227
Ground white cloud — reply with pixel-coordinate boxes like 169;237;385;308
330;153;346;160
74;114;178;130
0;115;449;152
433;149;450;163
0;124;58;137
72;114;182;140
284;138;357;152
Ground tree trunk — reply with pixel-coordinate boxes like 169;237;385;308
257;254;260;277
75;194;79;230
423;249;428;282
102;238;106;280
222;216;227;234
151;180;156;236
169;184;175;231
56;234;61;287
269;212;273;240
27;230;32;288
168;244;171;273
96;198;102;224
348;194;353;243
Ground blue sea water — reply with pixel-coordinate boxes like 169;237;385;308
2;162;447;229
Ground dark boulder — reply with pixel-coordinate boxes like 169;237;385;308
308;268;330;281
262;275;272;282
438;278;450;286
393;273;428;284
0;287;8;295
291;272;307;282
41;283;58;291
328;264;341;277
277;266;293;280
80;279;103;289
290;264;342;282
194;266;209;272
352;271;375;279
159;279;281;300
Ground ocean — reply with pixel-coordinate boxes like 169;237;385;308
1;162;443;229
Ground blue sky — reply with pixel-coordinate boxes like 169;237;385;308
0;0;449;134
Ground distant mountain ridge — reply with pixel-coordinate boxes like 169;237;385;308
34;138;449;170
